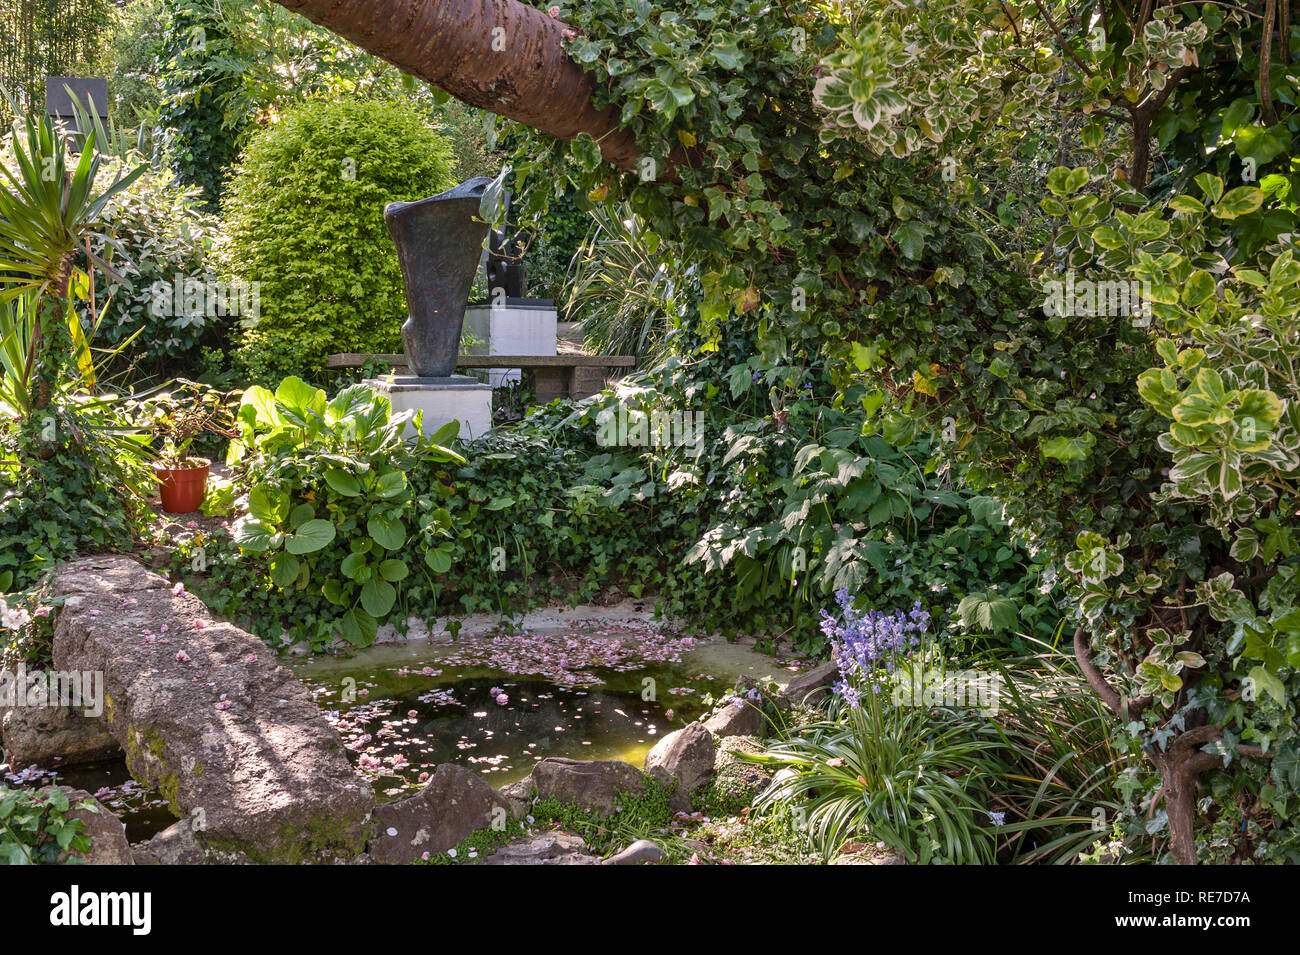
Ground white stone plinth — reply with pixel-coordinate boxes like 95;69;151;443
364;376;493;442
464;300;558;388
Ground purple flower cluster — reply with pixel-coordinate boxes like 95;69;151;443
820;589;928;706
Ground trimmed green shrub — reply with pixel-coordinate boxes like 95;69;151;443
220;95;457;386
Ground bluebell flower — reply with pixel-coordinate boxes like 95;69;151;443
988;811;1006;827
822;592;927;707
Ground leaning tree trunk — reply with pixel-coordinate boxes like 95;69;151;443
271;0;641;170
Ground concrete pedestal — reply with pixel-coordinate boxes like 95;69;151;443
464;299;557;388
364;375;493;442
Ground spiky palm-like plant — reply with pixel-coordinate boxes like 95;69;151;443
0;104;145;419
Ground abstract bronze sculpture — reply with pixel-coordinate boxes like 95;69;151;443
385;177;493;378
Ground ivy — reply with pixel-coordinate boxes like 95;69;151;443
497;0;1300;862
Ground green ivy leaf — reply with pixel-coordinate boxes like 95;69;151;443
956;592;1019;633
1249;664;1286;706
1040;432;1096;461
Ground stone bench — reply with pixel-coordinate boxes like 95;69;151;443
326;353;637;402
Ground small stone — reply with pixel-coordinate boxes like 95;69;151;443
604;839;666;865
480;832;599;865
39;787;132;865
498;777;534;820
780;661;839;706
703;701;763;738
367;764;511;865
131;819;209;866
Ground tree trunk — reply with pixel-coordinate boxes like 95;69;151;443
1073;626;1269;864
271;0;641;170
31;252;76;416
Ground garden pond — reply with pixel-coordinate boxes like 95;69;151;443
4;618;789;842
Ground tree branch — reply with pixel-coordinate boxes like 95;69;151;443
1033;0;1094;77
1072;625;1153;720
1262;0;1277;126
272;0;643;170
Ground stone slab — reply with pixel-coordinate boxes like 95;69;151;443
50;556;373;864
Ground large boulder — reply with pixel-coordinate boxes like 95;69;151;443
40;787;133;865
368;764;512;864
1;685;120;769
703;699;764;738
531;758;645;816
780;661;839;706
50;557;373;864
644;722;715;811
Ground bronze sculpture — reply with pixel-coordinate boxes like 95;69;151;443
385;177;493;378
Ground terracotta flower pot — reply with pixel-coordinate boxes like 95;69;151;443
156;458;210;514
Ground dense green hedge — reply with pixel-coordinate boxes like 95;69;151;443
220;95;457;386
155;1;247;208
